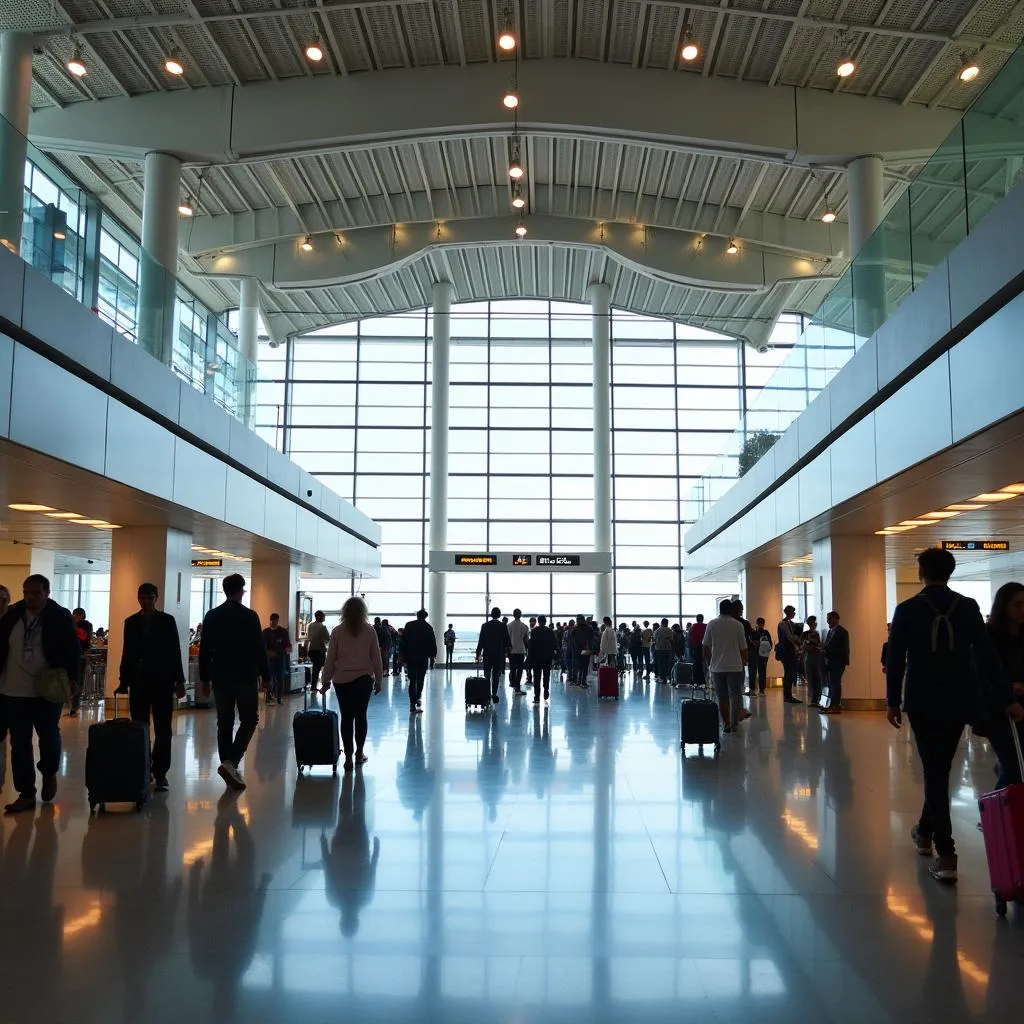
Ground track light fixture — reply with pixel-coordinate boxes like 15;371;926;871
515;218;527;238
836;56;856;78
726;239;739;254
958;54;980;83
164;49;185;76
178;198;194;217
305;39;324;62
680;29;700;62
300;235;313;252
67;45;87;78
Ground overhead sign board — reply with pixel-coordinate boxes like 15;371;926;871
191;558;223;568
941;540;1009;552
431;551;611;573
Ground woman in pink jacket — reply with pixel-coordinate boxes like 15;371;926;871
322;597;383;771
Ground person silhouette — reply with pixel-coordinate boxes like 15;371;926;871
396;715;433;821
322;771;381;936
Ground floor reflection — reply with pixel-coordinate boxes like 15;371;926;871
0;670;1020;1021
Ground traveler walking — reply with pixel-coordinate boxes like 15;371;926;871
703;598;749;733
802;615;824;708
732;601;757;697
689;614;708;685
777;605;803;704
322;596;383;771
628;624;643;674
640;621;654;678
528;615;557;703
653;617;674;683
525;616;538;689
0;574;80;813
750;617;773;695
262;613;291;705
822;611;850;714
508;609;530;696
373;618;392;676
572;614;593;688
886;547;1022;884
476;608;511;704
599;616;617;665
116;582;186;792
400;610;437;714
306;610;330;693
985;583;1024;788
199;574;270;792
444;624;457;666
68;607;93;717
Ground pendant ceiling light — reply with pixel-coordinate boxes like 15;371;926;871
164;49;185;76
67;45;87;77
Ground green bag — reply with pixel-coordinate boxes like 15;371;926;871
35;667;72;704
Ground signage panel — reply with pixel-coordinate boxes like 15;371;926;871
940;540;1009;552
431;551;611;572
191;558;223;568
512;554;532;566
454;553;498;566
536;554;582;567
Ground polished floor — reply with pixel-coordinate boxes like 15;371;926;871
1;670;1021;1024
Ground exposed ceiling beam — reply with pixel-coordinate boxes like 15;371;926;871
28;60;961;167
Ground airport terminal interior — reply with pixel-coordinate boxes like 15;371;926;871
3;1;1024;1022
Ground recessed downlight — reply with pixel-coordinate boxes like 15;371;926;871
921;510;961;520
45;511;84;519
944;504;985;511
899;520;933;527
836;57;856;78
8;503;55;512
974;492;1015;502
1000;484;1024;494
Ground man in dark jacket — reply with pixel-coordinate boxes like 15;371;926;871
400;610;437;715
68;607;93;717
116;582;186;792
199;574;270;792
821;611;850;714
887;547;1023;884
527;615;557;704
0;574;80;813
476;607;511;704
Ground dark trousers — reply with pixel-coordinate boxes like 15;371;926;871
532;663;552;700
509;653;526;689
213;679;260;767
576;653;591;686
407;659;428;707
630;650;642;673
267;657;285;700
826;663;845;707
692;652;705;686
445;644;454;666
71;655;87;713
1;695;62;798
654;650;672;682
909;714;965;856
755;656;768;693
335;676;374;757
642;648;653;674
987;718;1024;789
309;650;326;690
129;682;174;779
482;656;503;697
781;656;798;700
804;656;824;706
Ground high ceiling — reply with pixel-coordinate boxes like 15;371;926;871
13;0;1024;343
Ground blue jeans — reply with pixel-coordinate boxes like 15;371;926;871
712;671;745;728
0;695;63;799
654;650;672;682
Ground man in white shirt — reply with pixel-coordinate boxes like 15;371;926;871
703;598;750;734
507;609;530;697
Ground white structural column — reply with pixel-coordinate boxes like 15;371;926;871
885;565;921;619
847;154;886;338
250;561;302;638
427;281;453;638
812;534;888;708
0;32;32;255
108;527;193;698
740;565;782;683
138;151;183;365
238;277;260;429
590;283;613;619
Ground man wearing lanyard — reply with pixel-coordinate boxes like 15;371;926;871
0;574;80;814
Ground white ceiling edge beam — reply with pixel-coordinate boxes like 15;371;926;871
181;183;841;259
28;61;961;167
197;216;826;293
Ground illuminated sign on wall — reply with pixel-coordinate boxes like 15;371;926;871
191;558;223;568
940;540;1009;552
536;554;582;567
512;554;532;566
454;554;498;566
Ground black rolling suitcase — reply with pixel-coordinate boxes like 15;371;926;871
293;688;340;774
672;661;694;688
681;698;720;755
85;693;151;813
465;675;492;711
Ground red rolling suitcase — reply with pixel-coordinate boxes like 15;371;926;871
598;663;619;700
979;724;1024;916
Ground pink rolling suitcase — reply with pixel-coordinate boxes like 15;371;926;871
979;723;1024;916
598;663;619;700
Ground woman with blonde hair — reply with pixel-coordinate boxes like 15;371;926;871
321;597;383;772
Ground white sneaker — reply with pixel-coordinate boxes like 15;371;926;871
218;760;246;791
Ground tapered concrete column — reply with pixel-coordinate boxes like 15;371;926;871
812;534;888;708
427;281;452;637
108;528;193;698
250;561;301;640
591;282;613;618
740;565;783;683
0;32;32;255
238;277;260;429
138;152;182;365
847;154;886;338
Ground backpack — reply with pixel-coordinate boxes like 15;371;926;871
758;637;773;659
918;594;962;686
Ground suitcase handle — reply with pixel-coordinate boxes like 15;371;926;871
303;685;328;712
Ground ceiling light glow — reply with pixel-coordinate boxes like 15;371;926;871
821;209;837;224
959;61;980;83
974;493;1016;502
921;510;961;519
498;28;516;52
178;199;194;217
164;51;185;76
45;512;84;519
8;503;55;513
502;89;519;110
681;40;700;62
67;48;88;77
509;159;524;180
726;239;739;254
305;40;324;62
944;504;986;511
836;58;856;78
300;235;313;252
514;219;527;238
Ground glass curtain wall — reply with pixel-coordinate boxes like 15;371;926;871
260;300;760;636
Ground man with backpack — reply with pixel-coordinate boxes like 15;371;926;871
886;547;1023;885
